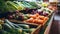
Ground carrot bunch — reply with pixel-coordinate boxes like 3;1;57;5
24;13;49;25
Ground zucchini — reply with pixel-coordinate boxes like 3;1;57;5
3;23;23;34
22;28;36;33
6;1;18;10
6;1;22;10
15;28;22;34
12;23;29;29
0;30;11;34
21;1;31;8
12;23;22;29
17;24;30;29
14;1;25;10
4;19;15;28
28;2;38;8
3;23;16;34
22;31;29;34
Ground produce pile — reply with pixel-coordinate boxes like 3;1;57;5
24;13;49;25
0;1;50;13
0;19;37;34
2;1;54;25
37;7;53;16
0;1;55;34
5;1;38;11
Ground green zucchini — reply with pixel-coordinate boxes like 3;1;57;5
15;28;22;34
3;23;16;34
1;30;11;34
22;28;36;33
3;23;23;34
14;1;25;10
12;23;22;29
12;23;29;29
4;19;15;28
17;24;30;29
22;31;30;34
21;1;31;8
6;1;18;10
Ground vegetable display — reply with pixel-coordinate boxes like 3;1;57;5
0;19;36;34
0;1;54;14
24;13;49;25
6;12;30;21
37;7;53;16
0;1;55;34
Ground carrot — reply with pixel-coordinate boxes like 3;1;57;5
30;15;36;19
39;16;45;20
37;20;44;24
34;19;38;23
35;13;39;17
43;17;49;23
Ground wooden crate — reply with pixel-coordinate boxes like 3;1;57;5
9;17;49;31
10;21;41;34
39;13;55;34
9;19;39;26
9;17;49;26
31;25;41;34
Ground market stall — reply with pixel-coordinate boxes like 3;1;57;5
0;0;56;34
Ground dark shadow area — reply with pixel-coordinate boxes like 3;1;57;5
49;13;60;34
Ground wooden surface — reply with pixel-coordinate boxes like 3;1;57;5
31;25;41;34
49;13;60;34
44;13;55;34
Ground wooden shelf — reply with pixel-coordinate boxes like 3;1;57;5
44;13;55;34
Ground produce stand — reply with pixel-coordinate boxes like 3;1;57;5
39;13;55;34
9;20;42;34
0;0;56;34
0;13;55;34
44;13;55;34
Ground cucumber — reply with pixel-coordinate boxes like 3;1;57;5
21;2;31;8
0;30;11;34
14;28;22;34
3;23;16;34
12;23;22;29
3;23;23;34
6;1;23;10
4;19;15;28
6;1;18;10
17;24;30;29
22;31;30;34
4;23;12;29
22;28;36;33
4;19;23;34
14;1;25;10
12;23;29;29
